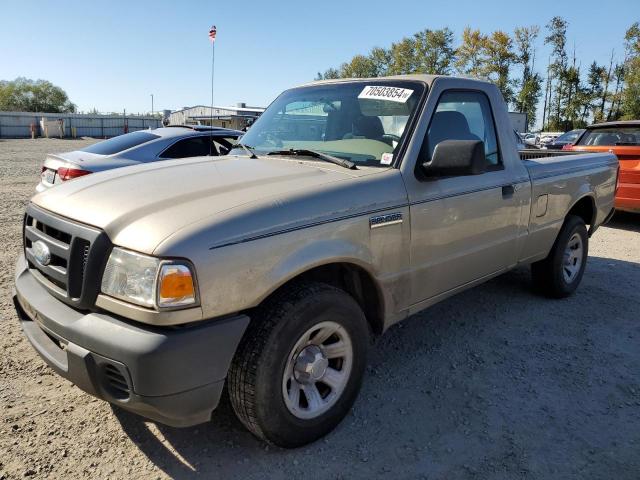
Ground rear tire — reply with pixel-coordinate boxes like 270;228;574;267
228;281;369;447
531;214;588;298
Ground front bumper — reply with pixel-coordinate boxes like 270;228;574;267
13;254;249;427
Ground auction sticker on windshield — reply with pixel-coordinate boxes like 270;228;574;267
358;86;414;103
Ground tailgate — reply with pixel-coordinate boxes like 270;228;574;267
569;146;639;184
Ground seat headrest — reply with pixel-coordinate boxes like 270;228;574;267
595;134;619;146
432;111;473;136
428;110;480;158
353;116;384;139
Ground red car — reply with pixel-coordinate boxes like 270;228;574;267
566;121;640;213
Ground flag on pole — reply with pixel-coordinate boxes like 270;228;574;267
209;25;217;42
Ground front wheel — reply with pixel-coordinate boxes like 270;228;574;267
228;282;370;447
531;214;589;298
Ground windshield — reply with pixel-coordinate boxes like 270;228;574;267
238;81;426;166
555;129;583;143
81;131;160;155
577;127;640;146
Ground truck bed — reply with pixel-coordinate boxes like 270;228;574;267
521;150;618;182
517;149;618;265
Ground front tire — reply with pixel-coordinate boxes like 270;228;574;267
228;282;370;447
531;214;589;298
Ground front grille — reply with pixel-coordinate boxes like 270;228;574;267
23;204;111;310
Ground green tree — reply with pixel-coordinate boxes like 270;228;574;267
514;26;542;128
482;31;517;104
413;28;456;74
0;77;76;113
339;54;379;78
544;16;569;129
369;47;392;76
621;22;640;119
455;27;487;77
563;63;584;128
608;63;625;120
314;68;340;80
582;62;605;122
598;51;615;122
388;36;419;75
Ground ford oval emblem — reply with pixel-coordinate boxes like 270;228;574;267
32;240;52;266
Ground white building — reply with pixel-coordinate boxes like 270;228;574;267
167;103;265;130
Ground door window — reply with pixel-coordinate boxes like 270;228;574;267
161;136;215;158
426;91;501;168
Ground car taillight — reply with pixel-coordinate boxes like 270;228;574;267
561;144;573;151
58;167;91;181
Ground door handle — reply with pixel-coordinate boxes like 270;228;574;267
502;185;515;198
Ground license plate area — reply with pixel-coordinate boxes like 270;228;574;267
43;168;56;185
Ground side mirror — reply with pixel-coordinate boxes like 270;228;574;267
422;140;487;176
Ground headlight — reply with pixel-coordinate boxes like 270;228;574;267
101;247;197;309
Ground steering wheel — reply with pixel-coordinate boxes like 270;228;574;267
381;134;401;146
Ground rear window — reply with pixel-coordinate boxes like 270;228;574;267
81;131;160;155
577;127;640;146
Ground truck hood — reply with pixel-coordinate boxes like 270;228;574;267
32;155;377;254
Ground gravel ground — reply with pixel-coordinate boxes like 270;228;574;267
1;138;639;479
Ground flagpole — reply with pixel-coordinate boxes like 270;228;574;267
210;40;215;128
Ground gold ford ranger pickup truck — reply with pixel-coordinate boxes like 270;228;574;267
13;75;618;447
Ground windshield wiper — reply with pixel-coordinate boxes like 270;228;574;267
267;149;357;170
231;142;257;159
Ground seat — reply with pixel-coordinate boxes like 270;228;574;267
620;133;637;144
325;110;350;141
343;115;385;142
594;134;619;146
427;111;480;158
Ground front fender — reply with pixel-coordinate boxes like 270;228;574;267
265;238;376;301
193;214;380;320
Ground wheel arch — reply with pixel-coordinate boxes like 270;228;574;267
257;261;385;336
566;194;596;233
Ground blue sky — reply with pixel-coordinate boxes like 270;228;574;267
0;0;636;115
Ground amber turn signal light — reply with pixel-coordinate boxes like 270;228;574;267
157;264;196;307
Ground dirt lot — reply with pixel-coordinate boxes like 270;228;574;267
0;138;639;479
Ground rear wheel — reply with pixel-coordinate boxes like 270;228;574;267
531;214;588;298
228;282;369;447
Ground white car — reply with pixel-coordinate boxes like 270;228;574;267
539;132;563;148
37;126;242;191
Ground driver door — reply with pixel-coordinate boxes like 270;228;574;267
407;89;526;305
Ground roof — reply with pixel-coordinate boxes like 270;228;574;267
299;74;493;88
588;120;640;129
150;126;243;138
